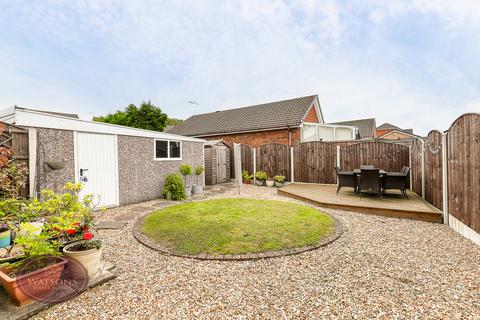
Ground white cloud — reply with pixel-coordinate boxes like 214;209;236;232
0;0;479;135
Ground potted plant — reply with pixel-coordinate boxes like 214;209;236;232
62;193;103;278
242;170;253;184
0;233;66;306
266;177;275;187
254;171;267;186
0;224;10;248
179;164;193;197
192;166;204;195
274;175;286;187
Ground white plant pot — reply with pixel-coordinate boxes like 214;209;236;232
266;180;275;187
63;241;103;278
192;185;203;195
255;180;264;186
185;187;192;197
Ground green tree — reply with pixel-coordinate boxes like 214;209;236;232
166;117;183;125
93;101;168;132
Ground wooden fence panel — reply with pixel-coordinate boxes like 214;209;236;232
0;122;29;197
293;141;336;184
240;144;254;176
424;131;443;210
410;139;423;197
256;143;290;181
447;113;480;233
340;141;409;172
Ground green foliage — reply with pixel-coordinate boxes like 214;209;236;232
166;117;183;125
162;173;185;200
255;171;268;181
0;159;28;199
93;101;168;132
179;164;192;176
242;170;253;180
194;166;204;176
273;175;286;183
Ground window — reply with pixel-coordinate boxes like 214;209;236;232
155;140;182;160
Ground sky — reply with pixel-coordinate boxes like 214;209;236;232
0;0;479;135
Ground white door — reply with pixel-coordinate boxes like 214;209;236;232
75;132;118;207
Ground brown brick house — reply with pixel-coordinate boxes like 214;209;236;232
168;95;357;148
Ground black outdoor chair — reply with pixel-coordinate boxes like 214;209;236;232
335;166;357;195
383;167;411;198
358;168;383;198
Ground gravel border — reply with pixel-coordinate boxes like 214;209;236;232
132;202;343;261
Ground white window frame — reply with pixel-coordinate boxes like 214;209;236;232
301;123;356;142
154;139;182;161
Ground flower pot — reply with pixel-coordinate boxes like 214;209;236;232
184;186;192;198
0;228;11;248
275;181;285;187
266;180;275;187
243;179;252;184
255;180;264;186
63;241;103;278
0;256;67;306
192;185;203;195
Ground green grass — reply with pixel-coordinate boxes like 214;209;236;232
141;198;334;255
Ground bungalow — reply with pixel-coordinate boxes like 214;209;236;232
167;95;357;148
0;106;204;207
376;122;421;143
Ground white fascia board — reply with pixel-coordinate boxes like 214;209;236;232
0;107;16;123
307;123;357;131
13;108;205;143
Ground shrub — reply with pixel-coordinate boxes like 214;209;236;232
194;166;204;186
273;175;286;183
242;170;253;180
254;171;267;181
0;147;28;199
163;173;185;200
179;164;192;176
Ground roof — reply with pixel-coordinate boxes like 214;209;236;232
377;122;400;130
0;106;204;143
167;95;319;137
377;129;422;140
19;107;79;119
204;140;229;147
329;118;376;139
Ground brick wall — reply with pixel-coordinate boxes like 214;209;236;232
304;105;320;123
203;128;301;148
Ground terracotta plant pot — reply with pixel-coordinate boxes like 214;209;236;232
192;185;203;195
255;180;264;186
63;241;103;278
0;256;67;306
266;180;275;187
0;228;11;248
243;179;252;184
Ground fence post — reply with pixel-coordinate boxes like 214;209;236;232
441;132;449;225
28;128;37;198
408;145;412;190
233;144;242;190
421;140;425;199
336;145;341;184
253;148;256;184
290;147;294;183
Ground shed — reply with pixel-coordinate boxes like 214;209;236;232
204;140;230;185
0;106;205;207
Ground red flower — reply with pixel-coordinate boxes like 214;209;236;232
82;226;89;231
66;229;76;235
83;232;94;240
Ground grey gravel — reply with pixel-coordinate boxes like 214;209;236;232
32;184;480;319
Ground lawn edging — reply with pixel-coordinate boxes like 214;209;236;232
132;205;343;261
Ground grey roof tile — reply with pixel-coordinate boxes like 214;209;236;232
168;95;317;136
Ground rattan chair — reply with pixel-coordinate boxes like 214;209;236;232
358;168;382;198
335;166;357;195
383;167;410;198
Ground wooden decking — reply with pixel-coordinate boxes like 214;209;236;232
278;184;443;223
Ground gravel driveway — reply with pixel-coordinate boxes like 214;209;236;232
33;185;480;319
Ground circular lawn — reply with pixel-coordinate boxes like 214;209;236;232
139;198;339;258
